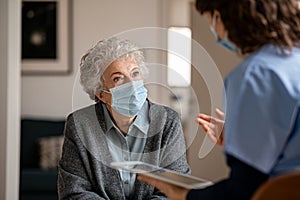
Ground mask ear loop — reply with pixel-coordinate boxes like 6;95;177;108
209;14;216;32
211;13;229;42
212;13;216;29
98;89;113;107
101;89;111;94
209;13;220;41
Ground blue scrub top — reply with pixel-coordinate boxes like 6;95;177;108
224;44;300;176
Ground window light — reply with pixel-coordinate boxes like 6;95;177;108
167;27;191;87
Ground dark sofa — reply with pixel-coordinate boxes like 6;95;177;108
20;119;65;200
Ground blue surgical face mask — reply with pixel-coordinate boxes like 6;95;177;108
104;80;147;117
210;14;239;53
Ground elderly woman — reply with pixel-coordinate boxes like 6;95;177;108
57;37;190;200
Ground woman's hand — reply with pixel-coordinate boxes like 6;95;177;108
138;175;189;200
195;108;225;146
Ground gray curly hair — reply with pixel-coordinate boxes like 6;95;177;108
80;37;148;101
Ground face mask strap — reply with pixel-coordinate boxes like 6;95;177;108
99;89;113;108
211;13;229;42
101;89;111;94
212;13;217;29
209;12;220;41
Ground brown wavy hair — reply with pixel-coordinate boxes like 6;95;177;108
196;0;300;54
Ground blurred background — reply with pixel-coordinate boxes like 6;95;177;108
0;0;242;199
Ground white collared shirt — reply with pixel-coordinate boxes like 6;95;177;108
102;101;149;198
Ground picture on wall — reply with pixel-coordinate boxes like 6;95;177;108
22;1;57;59
21;0;70;75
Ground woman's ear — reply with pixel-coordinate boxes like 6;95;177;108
95;92;104;102
96;91;111;104
213;9;221;20
213;9;227;40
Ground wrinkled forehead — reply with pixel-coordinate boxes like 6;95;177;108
101;57;140;77
99;52;140;76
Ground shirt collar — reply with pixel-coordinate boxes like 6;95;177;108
132;100;149;135
102;101;149;136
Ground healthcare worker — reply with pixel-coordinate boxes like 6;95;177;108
138;0;300;199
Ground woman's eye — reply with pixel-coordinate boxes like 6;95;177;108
132;71;141;77
113;76;123;83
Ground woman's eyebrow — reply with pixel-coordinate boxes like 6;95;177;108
130;67;140;72
110;71;123;77
109;66;139;78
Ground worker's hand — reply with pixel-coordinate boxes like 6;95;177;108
138;175;189;200
195;108;225;146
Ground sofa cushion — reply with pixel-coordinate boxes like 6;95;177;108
20;169;58;192
38;135;64;170
20;119;65;168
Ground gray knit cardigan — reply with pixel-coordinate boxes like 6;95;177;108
58;100;190;200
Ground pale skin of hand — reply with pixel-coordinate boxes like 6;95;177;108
137;175;189;200
195;108;225;146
